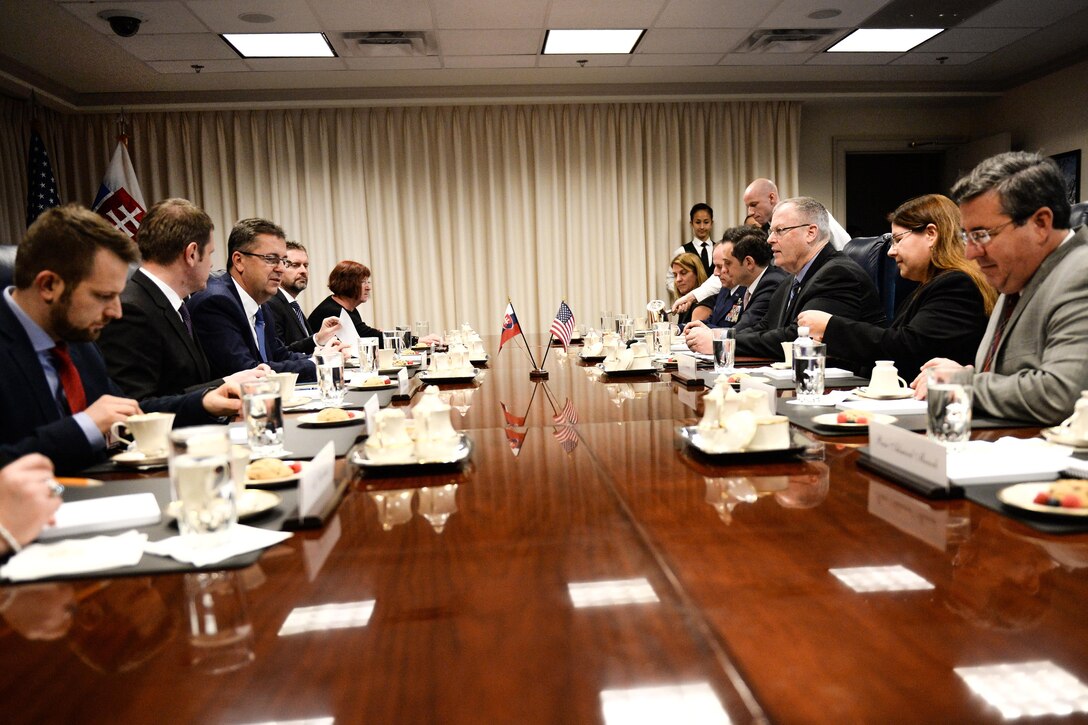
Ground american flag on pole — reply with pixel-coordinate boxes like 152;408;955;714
548;301;576;349
552;425;579;454
92;137;146;238
25;125;61;227
552;397;579;427
499;303;522;352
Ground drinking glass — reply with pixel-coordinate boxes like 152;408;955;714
653;322;672;356
357;337;379;375
712;329;736;373
793;341;826;405
241;380;285;456
395;326;411;356
382;329;398;357
184;571;255;674
926;366;974;451
413;321;429;343
315;350;346;406
169;426;235;543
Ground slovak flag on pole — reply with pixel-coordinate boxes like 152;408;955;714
499;302;522;352
92;136;146;238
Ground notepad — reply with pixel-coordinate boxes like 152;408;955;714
38;492;162;541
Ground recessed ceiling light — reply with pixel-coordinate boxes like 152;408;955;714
826;28;943;53
222;32;336;58
238;13;275;24
808;9;842;20
543;29;644;55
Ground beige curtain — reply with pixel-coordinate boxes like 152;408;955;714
1;97;799;333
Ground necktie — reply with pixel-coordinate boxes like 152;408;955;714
699;244;710;275
982;293;1019;373
254;308;269;362
178;302;193;339
290;300;311;335
51;342;87;414
742;288;752;310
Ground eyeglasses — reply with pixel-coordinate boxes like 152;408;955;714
767;223;814;238
958;219;1017;247
889;226;926;248
239;251;290;267
283;260;308;270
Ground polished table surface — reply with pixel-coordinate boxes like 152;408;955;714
1;337;1086;724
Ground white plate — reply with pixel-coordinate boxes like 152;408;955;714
1042;427;1088;449
997;482;1088;517
245;461;302;488
854;387;914;400
111;451;168;468
347;379;396;391
418;370;477;384
283;395;312;409
298;410;366;426
771;362;791;370
351;433;473;470
167;490;282;521
812;412;898;429
599;366;659;377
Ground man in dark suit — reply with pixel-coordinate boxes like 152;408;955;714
685;197;884;359
97;198;267;398
721;232;787;332
188;218;318;381
0;205;241;474
266;240;339;354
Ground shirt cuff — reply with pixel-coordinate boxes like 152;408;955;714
74;411;106;449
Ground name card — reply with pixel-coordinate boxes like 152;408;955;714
302;514;341;581
867;482;950;552
363;393;380;429
676;353;697;378
868;421;947;489
397;366;409;393
739;377;776;417
299;441;336;519
677;388;699;410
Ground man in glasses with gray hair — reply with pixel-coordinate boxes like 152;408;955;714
913;151;1088;425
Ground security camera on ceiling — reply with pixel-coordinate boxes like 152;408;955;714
97;10;145;38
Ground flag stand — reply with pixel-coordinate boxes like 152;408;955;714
529;368;549;381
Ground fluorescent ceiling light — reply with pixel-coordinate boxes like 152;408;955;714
543;29;644;55
222;33;335;58
568;578;659;608
829;566;934;593
278;600;375;636
600;683;731;725
826;28;943;53
955;661;1088;720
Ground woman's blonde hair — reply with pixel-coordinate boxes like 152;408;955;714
670;252;707;294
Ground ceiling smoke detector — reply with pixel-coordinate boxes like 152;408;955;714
342;31;436;57
735;28;839;54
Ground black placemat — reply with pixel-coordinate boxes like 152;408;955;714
964;483;1088;535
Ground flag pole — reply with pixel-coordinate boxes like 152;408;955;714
539;380;560;418
539;333;555;369
511;301;539;369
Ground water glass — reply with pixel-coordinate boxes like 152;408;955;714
241;380;285;456
184;571;255;674
712;328;736;373
413;321;430;342
169;426;235;543
357;337;379;375
315;350;346;406
381;329;398;355
653;322;672;355
927;366;974;451
395;326;411;355
794;341;826;404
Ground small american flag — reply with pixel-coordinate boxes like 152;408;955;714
25;126;61;227
552;397;579;427
549;301;576;349
553;425;579;454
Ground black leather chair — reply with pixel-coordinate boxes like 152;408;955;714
843;234;917;321
1069;201;1087;228
0;245;17;290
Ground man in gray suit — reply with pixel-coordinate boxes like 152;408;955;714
913;151;1088;425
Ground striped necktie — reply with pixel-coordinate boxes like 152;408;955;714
290;300;311;335
982;293;1019;372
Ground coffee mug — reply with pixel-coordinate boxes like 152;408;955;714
376;348;396;368
780;341;793;365
111;412;176;455
267;371;298;404
1059;391;1088;439
868;360;909;395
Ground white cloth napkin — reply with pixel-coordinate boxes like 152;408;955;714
144;524;292;567
0;530;147;582
786;390;854;406
758;366;854;380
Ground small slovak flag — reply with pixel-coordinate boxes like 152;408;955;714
499;303;522;352
92;137;146;238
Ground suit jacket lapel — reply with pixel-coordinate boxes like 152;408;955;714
135;271;211;379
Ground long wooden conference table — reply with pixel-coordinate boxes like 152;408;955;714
1;335;1086;724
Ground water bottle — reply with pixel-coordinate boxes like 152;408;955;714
792;326;826;404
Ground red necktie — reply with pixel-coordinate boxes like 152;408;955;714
982;293;1019;373
52;342;87;414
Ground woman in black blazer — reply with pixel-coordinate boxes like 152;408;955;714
797;194;997;380
308;260;385;345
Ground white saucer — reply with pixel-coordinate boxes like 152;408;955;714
167;490;282;521
771;362;791;370
111;451;168;467
854;387;914;401
1042;427;1088;449
298;411;366;426
283;395;312;409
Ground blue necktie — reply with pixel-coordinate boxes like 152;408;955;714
254;308;269;362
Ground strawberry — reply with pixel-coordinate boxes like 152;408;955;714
289;462;302;474
1061;494;1082;508
1033;491;1051;505
837;413;849;424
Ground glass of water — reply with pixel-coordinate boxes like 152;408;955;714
794;341;826;404
357;337;379;375
927;365;974;451
169;426;235;544
413;321;429;343
241;380;285;456
653;321;672;356
712;328;736;373
382;329;398;357
316;350;346;406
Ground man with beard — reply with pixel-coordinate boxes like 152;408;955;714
265;240;339;354
0;205;241;474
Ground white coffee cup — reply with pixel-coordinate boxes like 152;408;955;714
1059;391;1088;440
267;371;298;404
110;412;175;455
376;347;396;369
780;341;793;365
868;360;909;395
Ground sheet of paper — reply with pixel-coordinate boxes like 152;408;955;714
38;493;161;540
336;309;359;346
299;441;336;519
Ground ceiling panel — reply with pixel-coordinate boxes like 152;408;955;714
717;52;816;65
655;0;771;29
149;59;250;74
961;0;1088;28
185;0;323;32
805;52;898;65
308;0;434;30
439;29;541;56
243;57;348;72
637;28;749;54
629;53;723;66
759;0;890;29
537;54;630;68
891;52;986;66
546;0;666;28
442;55;538;69
432;0;549;30
917;27;1036;53
59;0;207;35
114;33;238;61
342;56;443;70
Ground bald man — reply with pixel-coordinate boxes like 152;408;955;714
743;178;850;251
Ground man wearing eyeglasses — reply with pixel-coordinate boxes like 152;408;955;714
686;196;883;358
188;218;318;381
266;241;340;354
913;151;1088;425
